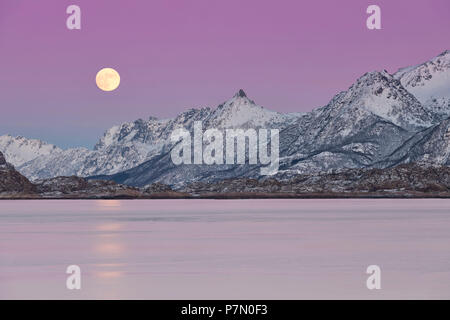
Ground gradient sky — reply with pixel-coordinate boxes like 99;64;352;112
1;0;449;148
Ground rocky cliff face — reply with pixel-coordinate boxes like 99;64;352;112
0;151;36;194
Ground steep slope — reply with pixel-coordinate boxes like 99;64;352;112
0;151;36;194
395;50;450;119
0;135;61;167
377;117;450;167
34;176;142;198
340;70;435;129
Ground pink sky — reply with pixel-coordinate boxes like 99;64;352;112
0;0;449;148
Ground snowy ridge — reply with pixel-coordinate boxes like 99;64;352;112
339;70;435;129
16;90;297;180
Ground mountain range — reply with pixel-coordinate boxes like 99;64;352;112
1;50;449;188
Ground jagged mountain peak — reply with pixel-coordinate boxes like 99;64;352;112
380;117;450;167
0;150;36;194
0;134;59;148
351;70;418;102
325;68;435;130
343;70;413;103
437;49;450;58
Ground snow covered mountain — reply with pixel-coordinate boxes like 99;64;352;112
16;90;297;180
377;118;450;167
274;71;431;177
3;50;450;186
0;135;61;167
395;50;450;119
95;58;449;187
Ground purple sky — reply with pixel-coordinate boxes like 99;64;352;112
1;0;449;148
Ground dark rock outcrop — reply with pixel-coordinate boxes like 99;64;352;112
0;152;6;166
35;176;141;198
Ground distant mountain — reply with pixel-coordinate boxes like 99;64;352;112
2;50;450;188
0;135;61;167
0;151;149;199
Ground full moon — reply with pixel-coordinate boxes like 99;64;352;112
96;68;120;91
